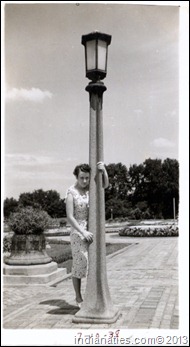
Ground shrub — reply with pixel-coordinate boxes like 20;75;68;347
7;207;51;235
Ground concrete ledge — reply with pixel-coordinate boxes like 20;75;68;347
3;262;67;285
3;261;58;276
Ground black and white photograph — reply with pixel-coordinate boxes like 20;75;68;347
2;1;189;345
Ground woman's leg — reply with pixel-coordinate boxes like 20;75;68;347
72;277;83;303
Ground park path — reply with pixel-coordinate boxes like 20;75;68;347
3;234;178;330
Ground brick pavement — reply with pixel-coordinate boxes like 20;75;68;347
3;234;179;330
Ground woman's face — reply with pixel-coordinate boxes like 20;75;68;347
77;169;90;189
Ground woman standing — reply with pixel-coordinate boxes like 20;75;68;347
65;162;109;307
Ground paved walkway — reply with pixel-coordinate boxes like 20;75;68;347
3;234;179;330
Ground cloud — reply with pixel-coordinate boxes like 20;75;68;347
6;87;52;103
151;138;175;148
4;153;71;193
5;153;62;167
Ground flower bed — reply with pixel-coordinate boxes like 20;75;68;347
119;225;178;237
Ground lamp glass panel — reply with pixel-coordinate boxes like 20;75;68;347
86;40;96;71
97;40;107;71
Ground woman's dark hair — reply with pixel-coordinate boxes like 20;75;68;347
73;164;91;178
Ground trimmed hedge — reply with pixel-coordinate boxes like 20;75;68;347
119;225;179;237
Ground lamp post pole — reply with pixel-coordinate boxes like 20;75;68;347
73;32;120;324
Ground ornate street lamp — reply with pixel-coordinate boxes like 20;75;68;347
82;31;111;82
73;32;120;324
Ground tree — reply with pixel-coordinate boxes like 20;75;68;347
18;189;66;218
18;192;37;208
105;163;130;219
161;158;179;218
105;163;129;201
128;163;145;200
128;158;179;218
4;197;19;219
105;198;131;219
142;158;164;217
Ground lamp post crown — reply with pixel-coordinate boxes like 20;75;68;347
81;31;112;46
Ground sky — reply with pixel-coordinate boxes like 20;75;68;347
2;1;186;200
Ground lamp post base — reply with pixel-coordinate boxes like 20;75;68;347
72;308;121;324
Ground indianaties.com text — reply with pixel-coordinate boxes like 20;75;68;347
74;332;189;345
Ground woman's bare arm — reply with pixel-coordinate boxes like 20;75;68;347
97;162;109;189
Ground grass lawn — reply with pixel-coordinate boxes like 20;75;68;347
46;241;130;274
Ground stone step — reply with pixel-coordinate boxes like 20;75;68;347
3;264;67;285
3;261;58;276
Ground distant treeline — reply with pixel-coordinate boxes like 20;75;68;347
4;158;179;220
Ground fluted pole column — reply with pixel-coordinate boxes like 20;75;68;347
73;81;120;323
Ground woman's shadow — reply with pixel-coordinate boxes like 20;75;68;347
40;299;79;315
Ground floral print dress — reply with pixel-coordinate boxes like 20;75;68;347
65;185;89;279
